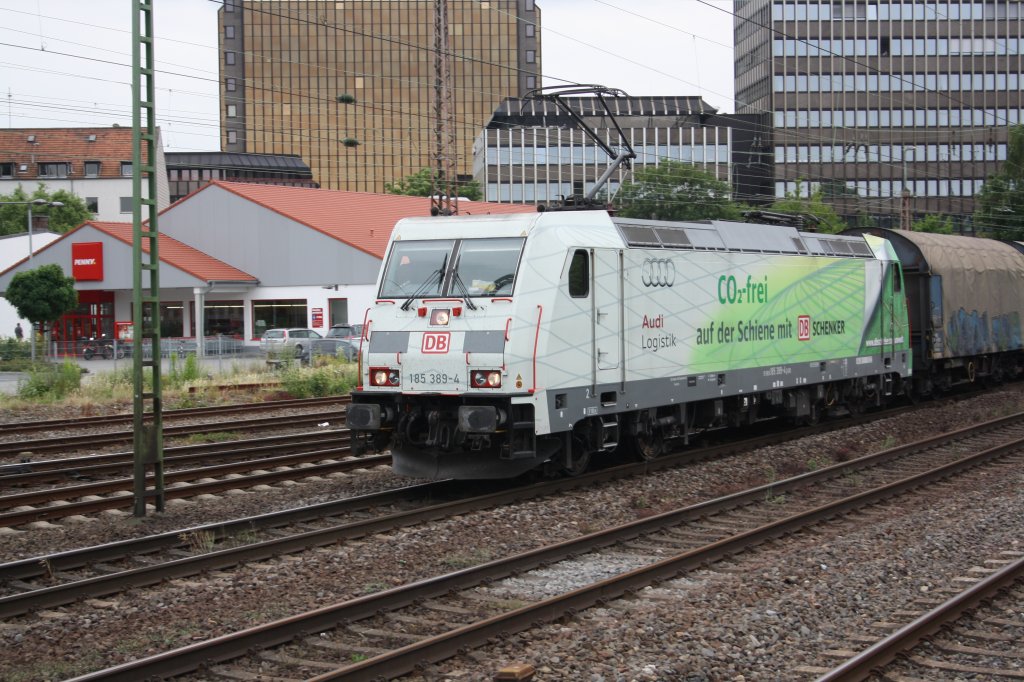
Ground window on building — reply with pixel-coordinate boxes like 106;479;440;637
86;197;98;213
120;161;132;177
568;250;589;298
225;51;236;66
0;162;12;178
525;50;535;63
195;300;244;337
226;77;236;92
253;299;308;337
84;161;100;177
525;24;535;37
119;197;132;213
227;104;237;117
160;302;184;337
39;162;70;178
227;130;238;144
526;75;536;89
225;25;235;39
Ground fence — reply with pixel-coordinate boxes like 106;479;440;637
52;336;253;360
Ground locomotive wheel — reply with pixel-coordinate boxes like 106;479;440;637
562;433;593;476
633;412;665;461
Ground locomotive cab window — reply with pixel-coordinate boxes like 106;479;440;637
380;239;454;299
453;237;525;297
379;237;525;299
568;249;589;297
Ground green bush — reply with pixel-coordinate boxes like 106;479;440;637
166;352;202;388
279;358;357;398
0;338;32;371
18;360;82;400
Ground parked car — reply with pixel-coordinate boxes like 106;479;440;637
314;324;363;360
325;323;363;342
259;328;322;358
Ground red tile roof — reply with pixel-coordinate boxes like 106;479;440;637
90;222;256;282
194;181;536;259
0;127;148;180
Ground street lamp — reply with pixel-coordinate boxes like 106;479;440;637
0;198;64;361
0;198;64;259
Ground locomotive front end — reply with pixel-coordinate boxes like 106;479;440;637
347;218;547;479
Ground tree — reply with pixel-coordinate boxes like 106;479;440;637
912;214;955;234
385;168;483;201
0;184;93;236
770;182;845;233
613;161;745;221
5;264;78;349
974;124;1024;240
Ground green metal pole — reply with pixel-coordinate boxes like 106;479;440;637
132;0;164;516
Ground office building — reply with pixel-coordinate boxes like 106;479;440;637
474;96;772;207
219;0;541;193
734;0;1024;229
165;152;317;203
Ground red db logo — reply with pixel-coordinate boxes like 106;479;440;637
422;332;451;354
797;315;811;341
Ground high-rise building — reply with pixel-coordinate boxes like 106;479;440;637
734;0;1024;230
219;0;540;193
474;96;771;208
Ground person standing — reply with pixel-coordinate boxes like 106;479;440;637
14;323;23;341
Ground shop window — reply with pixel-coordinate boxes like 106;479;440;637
160;302;184;337
192;300;244;337
253;299;308;338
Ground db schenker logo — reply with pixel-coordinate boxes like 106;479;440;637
797;315;811;341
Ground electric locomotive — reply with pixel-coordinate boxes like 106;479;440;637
346;210;912;479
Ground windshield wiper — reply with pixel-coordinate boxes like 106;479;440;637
451;271;478;310
400;253;448;311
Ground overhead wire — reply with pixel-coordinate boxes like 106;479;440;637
0;1;1018;224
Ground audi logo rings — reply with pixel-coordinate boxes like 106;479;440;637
641;258;676;287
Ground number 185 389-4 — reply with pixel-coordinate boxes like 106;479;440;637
409;372;456;385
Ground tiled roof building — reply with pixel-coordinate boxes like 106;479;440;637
0;127;170;221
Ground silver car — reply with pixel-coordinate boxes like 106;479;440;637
259;328;322;358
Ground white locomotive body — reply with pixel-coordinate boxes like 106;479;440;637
346;210;911;479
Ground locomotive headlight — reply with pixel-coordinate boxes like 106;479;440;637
471;369;502;388
370;367;400;387
430;308;450;326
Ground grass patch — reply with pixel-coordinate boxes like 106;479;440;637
277;356;358;398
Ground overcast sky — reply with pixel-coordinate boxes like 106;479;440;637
0;0;735;151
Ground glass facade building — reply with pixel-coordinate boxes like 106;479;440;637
734;0;1024;229
474;96;772;207
219;0;540;193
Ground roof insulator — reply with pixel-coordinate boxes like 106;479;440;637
341;138;360;148
336;93;357;104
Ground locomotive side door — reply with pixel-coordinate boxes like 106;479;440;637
593;248;622;375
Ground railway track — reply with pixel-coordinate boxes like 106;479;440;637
0;408;348;457
0;443;387;529
0;431;350;488
812;551;1024;681
56;411;1024;681
0;395;350;438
